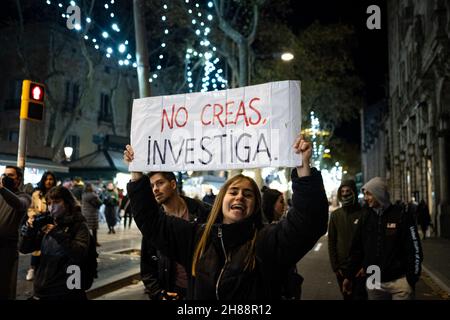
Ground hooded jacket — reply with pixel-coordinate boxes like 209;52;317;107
128;168;328;300
20;208;90;298
328;180;364;272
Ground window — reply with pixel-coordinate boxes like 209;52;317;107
409;115;417;141
64;135;80;160
4;80;22;110
8;130;19;142
420;102;429;128
99;93;112;122
72;84;79;109
400;125;407;147
64;81;80;110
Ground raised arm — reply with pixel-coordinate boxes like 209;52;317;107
124;144;144;182
124;145;198;269
0;185;30;213
260;136;328;268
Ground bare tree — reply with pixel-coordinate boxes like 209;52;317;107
213;0;266;87
50;0;99;162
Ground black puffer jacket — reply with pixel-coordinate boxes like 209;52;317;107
20;209;90;298
140;196;210;299
128;168;328;300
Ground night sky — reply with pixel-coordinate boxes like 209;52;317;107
287;0;388;145
1;0;388;147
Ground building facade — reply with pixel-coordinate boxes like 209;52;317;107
363;0;450;237
0;21;138;183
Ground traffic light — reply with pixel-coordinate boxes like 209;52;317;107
20;80;45;121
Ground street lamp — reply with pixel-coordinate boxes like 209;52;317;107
64;146;73;162
281;52;294;62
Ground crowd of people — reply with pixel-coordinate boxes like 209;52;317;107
0;135;432;300
0;168;131;300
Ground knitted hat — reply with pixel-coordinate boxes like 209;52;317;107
362;177;391;208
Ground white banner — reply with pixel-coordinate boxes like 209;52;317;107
129;80;301;172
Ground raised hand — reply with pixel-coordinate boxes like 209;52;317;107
293;134;311;177
123;144;135;165
123;144;143;181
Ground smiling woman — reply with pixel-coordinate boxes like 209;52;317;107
222;178;257;224
126;135;329;300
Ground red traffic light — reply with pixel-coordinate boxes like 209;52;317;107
30;84;44;102
21;80;45;121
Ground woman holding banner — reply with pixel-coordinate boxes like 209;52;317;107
124;135;328;299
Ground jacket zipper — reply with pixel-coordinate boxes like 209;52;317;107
215;226;229;300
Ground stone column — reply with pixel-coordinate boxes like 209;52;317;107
438;129;450;237
400;161;406;202
420;156;427;202
410;154;416;200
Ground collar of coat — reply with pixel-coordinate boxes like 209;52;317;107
211;214;259;249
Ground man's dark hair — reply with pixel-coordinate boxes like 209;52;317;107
147;172;177;183
6;165;23;182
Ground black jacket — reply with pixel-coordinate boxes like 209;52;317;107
129;168;328;300
140;196;210;299
328;204;364;272
20;209;90;298
344;204;423;286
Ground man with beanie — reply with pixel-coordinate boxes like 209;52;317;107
328;180;367;300
342;177;423;300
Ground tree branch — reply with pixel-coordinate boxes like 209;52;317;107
248;4;260;45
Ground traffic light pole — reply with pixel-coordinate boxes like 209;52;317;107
17;118;27;170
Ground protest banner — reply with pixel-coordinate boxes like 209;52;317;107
129;80;301;172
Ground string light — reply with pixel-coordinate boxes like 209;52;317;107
146;2;173;84
42;0;227;93
43;0;137;69
310;111;325;168
183;1;227;92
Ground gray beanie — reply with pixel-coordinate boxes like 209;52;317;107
362;177;391;209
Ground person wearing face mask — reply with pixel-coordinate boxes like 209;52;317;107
124;135;328;299
327;180;367;300
0;166;31;299
20;186;90;300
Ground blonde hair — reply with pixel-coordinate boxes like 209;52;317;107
191;175;262;276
